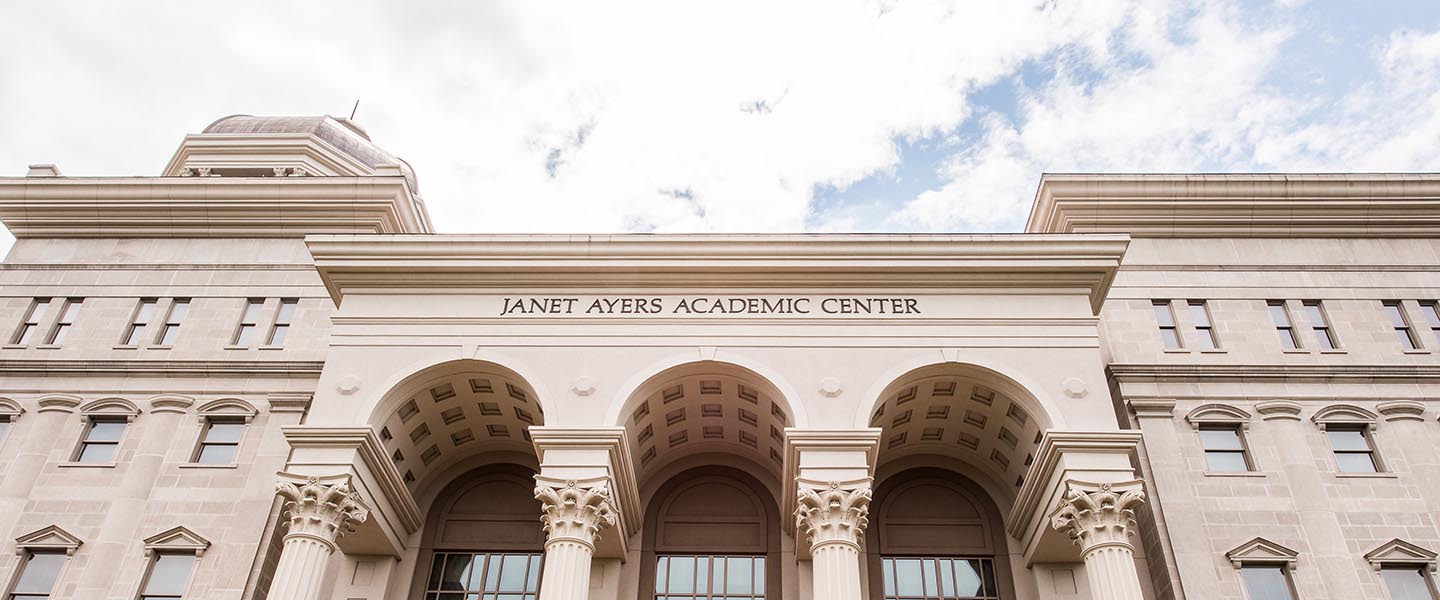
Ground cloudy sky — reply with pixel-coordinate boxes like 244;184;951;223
2;0;1438;251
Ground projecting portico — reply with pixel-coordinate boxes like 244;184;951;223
267;233;1155;600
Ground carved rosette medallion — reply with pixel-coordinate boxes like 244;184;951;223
795;481;873;550
275;476;370;548
534;478;618;549
1049;481;1146;552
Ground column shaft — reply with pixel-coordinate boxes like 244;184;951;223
267;535;335;600
811;542;864;600
1082;543;1146;600
538;539;595;600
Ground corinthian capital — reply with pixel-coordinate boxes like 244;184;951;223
275;474;370;547
795;479;873;550
1049;480;1146;552
534;476;618;549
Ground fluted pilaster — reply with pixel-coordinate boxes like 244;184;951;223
534;477;617;600
1049;480;1147;600
266;476;370;600
795;479;872;600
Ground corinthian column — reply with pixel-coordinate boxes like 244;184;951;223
534;477;617;600
795;479;873;600
1049;480;1147;600
266;476;370;600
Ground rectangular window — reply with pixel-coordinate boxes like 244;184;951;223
156;299;190;346
1421;301;1440;344
1327;425;1380;473
8;551;66;599
1153;300;1182;349
0;416;9;445
1384;301;1420;350
1189;300;1218;349
1302;300;1338;350
880;557;998;600
1241;565;1298;600
11;298;52;345
232;299;265;346
1381;566;1440;600
656;555;766;600
122;299;158;346
1199;425;1252;473
266;298;297;346
137;553;196;600
423;552;542;600
43;299;81;346
192;418;245;464
1268;301;1300;350
74;417;126;463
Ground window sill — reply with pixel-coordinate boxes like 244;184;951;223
1319;349;1348;354
257;345;285;351
146;345;173;350
178;463;238;470
1282;349;1310;354
34;344;62;350
1198;349;1228;354
1403;349;1432;355
1204;471;1265;478
223;345;249;351
112;344;139;350
1336;472;1398;479
0;344;25;350
58;461;116;469
1162;348;1190;354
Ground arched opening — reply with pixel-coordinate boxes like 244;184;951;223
617;361;795;488
408;464;545;600
866;468;1015;600
641;467;781;600
867;363;1053;502
368;359;545;497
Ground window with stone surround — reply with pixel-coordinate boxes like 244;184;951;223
265;298;297;346
156;299;189;346
1384;301;1421;350
74;416;126;463
1227;538;1300;600
191;418;244;464
1327;425;1380;473
43;299;81;346
121;298;158;346
1188;300;1219;349
1153;300;1182;349
1419;301;1440;345
231;298;265;346
1199;425;1252;473
10;298;52;346
656;555;766;600
136;554;196;600
1301;300;1338;350
1267;300;1300;350
6;551;66;599
880;557;999;600
1367;539;1440;600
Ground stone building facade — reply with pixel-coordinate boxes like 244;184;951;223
0;116;1437;600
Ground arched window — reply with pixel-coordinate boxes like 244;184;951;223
411;464;545;600
868;468;1015;600
643;467;780;600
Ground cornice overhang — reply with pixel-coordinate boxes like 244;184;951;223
1026;173;1440;237
0;176;431;238
306;233;1130;312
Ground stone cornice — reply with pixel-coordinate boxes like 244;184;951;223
1027;173;1440;237
1008;431;1142;543
0;359;324;377
0;176;430;238
306;234;1130;311
281;427;424;535
1109;363;1440;384
528;427;642;538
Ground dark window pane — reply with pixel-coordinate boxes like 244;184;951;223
442;554;472;590
143;554;196;594
1241;565;1295;600
196;444;237;464
1381;566;1436;600
1336;452;1378;473
13;553;66;593
78;442;118;463
1327;429;1371;451
1206;451;1251;473
205;422;245;443
1199;428;1244;451
88;421;127;442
